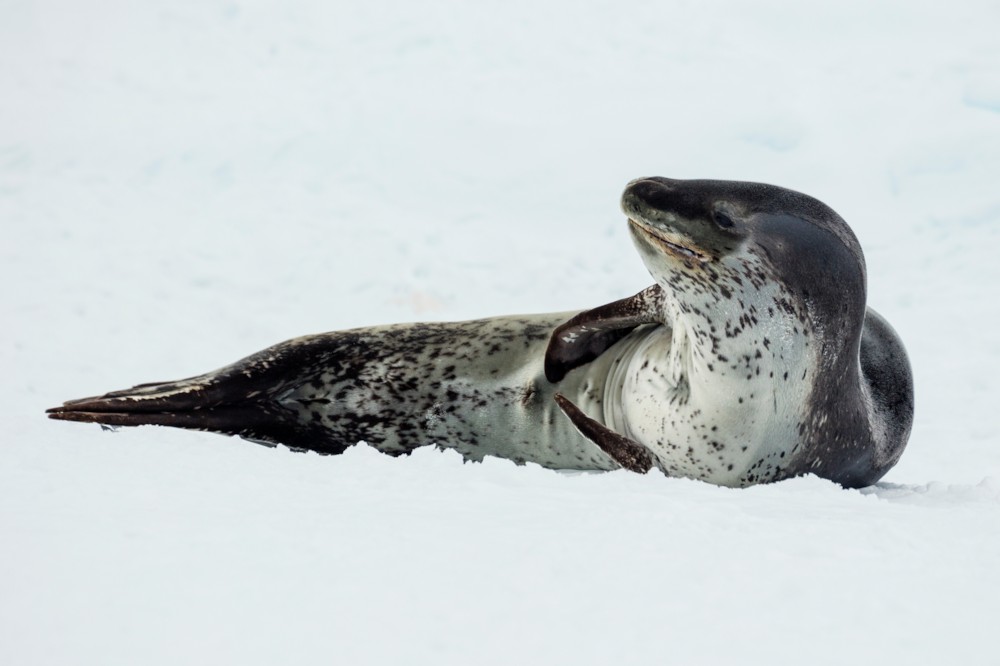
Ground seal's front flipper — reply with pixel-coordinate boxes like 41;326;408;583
544;285;664;382
554;393;653;473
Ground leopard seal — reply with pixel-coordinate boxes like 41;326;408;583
47;177;914;488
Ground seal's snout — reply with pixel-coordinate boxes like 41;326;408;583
621;177;678;219
622;177;747;267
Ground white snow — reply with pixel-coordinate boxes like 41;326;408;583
3;1;1000;664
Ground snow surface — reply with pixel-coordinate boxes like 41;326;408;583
3;1;1000;664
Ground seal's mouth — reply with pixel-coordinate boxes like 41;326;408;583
628;218;710;264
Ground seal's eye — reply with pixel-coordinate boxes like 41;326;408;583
713;211;735;229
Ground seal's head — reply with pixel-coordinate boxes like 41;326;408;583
622;176;867;347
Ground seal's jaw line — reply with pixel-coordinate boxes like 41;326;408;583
628;218;711;264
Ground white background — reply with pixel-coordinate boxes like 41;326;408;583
3;1;999;664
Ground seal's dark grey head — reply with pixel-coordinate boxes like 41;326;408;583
623;177;864;272
623;176;868;344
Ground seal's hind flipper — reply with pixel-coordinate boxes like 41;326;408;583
544;285;664;382
553;393;653;473
47;336;355;455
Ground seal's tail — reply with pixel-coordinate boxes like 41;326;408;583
46;337;352;455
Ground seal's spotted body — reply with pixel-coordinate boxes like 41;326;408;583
48;177;915;488
271;315;616;469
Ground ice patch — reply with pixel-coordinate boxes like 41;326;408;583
963;81;1000;114
860;477;1000;506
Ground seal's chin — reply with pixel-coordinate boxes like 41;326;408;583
628;218;710;264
